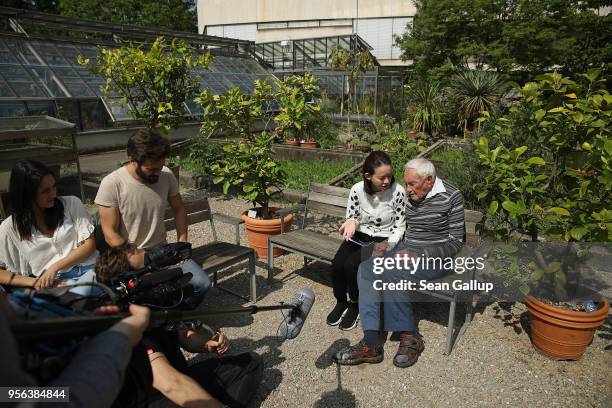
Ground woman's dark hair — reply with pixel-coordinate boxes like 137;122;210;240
127;128;171;163
9;160;64;241
362;151;395;194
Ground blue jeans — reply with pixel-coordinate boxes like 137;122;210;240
56;263;99;297
179;259;211;309
357;251;449;333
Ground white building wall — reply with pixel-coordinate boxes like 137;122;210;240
198;0;415;64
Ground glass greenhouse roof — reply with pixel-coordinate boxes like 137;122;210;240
0;35;276;122
253;34;374;72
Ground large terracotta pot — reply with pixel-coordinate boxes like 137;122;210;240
285;139;300;146
526;295;609;360
241;208;294;259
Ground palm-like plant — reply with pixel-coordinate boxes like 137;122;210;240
405;80;445;136
448;69;507;134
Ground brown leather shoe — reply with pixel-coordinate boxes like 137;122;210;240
334;340;384;365
393;333;425;368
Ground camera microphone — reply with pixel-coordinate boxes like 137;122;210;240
277;288;315;340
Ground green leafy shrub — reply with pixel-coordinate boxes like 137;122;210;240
404;80;445;136
274;72;321;142
477;70;611;243
80;37;212;132
211;132;285;219
196;79;273;140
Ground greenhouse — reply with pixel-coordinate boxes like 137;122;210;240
253;34;408;117
0;6;276;131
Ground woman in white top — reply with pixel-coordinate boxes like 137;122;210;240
328;151;407;330
0;160;97;294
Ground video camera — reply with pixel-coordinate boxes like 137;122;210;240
106;242;194;309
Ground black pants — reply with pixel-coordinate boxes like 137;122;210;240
331;231;386;302
149;352;263;408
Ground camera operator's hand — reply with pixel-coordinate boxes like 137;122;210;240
97;304;151;347
205;331;230;355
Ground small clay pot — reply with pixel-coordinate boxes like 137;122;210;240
300;141;319;149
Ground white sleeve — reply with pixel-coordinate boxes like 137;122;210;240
345;184;362;226
64;196;95;245
387;185;407;250
0;220;30;276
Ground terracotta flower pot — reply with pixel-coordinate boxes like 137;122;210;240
300;141;318;149
241;208;294;259
526;295;609;360
285;139;300;146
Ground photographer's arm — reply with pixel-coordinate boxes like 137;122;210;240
49;305;150;408
149;353;223;408
168;193;188;243
98;205;126;247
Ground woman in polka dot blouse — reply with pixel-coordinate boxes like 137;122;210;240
327;151;407;330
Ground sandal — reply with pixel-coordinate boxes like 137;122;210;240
393;333;425;368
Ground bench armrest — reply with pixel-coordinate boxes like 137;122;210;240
275;205;305;218
211;212;244;245
212;212;244;225
275;205;306;233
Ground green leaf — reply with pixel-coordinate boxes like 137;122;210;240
570;227;588;241
534;109;546;121
527;157;546;166
548;207;570;216
488;201;499;215
502;200;523;216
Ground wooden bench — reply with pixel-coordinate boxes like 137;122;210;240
164;198;258;303
267;182;484;354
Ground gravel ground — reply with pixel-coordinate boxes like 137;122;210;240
169;190;612;408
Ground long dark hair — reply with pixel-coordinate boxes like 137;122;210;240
363;151;395;194
9;160;64;241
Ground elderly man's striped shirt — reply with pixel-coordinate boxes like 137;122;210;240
400;178;465;258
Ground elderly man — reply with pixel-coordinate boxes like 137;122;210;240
335;158;465;368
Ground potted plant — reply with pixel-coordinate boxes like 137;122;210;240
210;132;293;258
274;73;321;147
476;70;611;360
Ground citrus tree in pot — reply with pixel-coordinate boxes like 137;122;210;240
274;72;321;147
210;132;293;258
476;70;611;360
